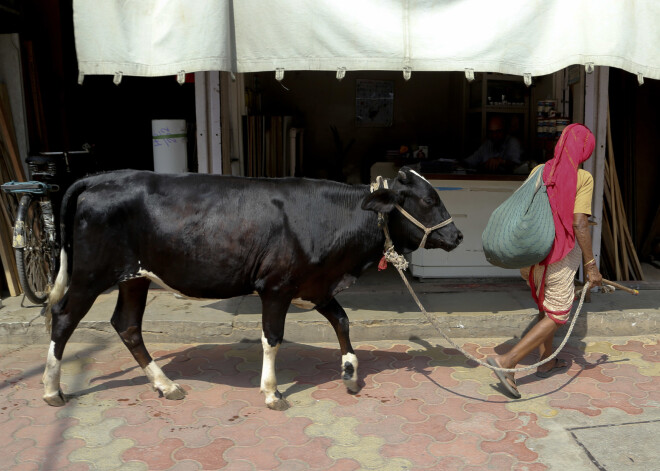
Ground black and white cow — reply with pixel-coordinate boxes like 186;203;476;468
42;167;462;410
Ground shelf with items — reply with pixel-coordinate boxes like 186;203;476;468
533;99;571;162
463;73;531;160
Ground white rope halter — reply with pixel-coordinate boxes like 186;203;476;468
394;204;454;250
370;175;454;251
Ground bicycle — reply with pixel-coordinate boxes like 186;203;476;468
1;148;95;304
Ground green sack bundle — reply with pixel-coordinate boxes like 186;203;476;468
482;165;555;269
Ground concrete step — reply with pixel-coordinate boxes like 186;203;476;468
1;275;657;345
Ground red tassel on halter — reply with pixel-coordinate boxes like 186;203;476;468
378;255;388;271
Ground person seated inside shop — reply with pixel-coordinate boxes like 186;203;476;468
464;115;523;173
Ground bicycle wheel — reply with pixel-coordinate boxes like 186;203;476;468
15;196;57;304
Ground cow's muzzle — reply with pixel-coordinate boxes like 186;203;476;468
394;204;453;250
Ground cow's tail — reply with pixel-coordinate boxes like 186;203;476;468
43;178;91;332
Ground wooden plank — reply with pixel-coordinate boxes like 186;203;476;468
0;223;20;296
0;151;17;219
0;85;26;182
606;108;644;281
615;182;630;280
609;160;631;280
0;103;21;294
621;214;642;278
0;191;20;296
23;41;48;151
0;185;20;296
0;84;24;181
610;147;643;280
617;189;644;279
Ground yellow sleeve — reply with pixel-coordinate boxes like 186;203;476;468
574;169;593;215
530;164;543;176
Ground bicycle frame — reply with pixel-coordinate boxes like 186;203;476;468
1;149;93;304
1;181;59;249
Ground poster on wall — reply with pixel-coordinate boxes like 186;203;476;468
356;79;394;127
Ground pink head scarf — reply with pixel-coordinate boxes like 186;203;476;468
541;123;596;265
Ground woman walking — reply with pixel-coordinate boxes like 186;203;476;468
488;123;603;398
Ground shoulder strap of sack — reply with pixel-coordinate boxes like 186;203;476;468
512;164;545;196
533;164;545;192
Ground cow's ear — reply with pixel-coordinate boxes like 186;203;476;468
362;189;400;213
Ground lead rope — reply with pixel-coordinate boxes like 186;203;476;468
393;263;589;374
370;176;589;373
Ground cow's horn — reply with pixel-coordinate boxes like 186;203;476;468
398;170;407;182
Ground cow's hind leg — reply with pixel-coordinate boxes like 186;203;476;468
111;278;186;400
43;290;99;406
259;294;291;411
316;298;360;393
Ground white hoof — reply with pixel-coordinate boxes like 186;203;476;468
163;383;187;400
43;389;67;407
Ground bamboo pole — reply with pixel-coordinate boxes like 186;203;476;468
608;160;631;280
0;85;26;182
0;153;20;296
0;83;22;295
602;278;639;295
606;108;621;280
605;106;644;281
604;159;623;279
608;137;642;280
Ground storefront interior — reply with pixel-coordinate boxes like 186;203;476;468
237;70;562;183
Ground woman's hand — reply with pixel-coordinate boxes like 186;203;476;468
585;262;603;287
573;213;603;287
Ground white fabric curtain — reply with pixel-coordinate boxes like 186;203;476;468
74;0;660;81
73;0;234;77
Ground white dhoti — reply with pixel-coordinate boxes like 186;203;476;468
520;245;582;324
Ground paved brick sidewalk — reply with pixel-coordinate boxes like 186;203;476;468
1;336;659;470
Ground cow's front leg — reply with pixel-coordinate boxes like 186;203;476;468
316;297;360;393
259;295;291;411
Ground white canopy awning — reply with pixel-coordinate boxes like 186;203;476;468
74;0;660;82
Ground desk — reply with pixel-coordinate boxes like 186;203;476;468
410;175;525;278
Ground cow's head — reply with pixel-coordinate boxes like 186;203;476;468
362;167;463;253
